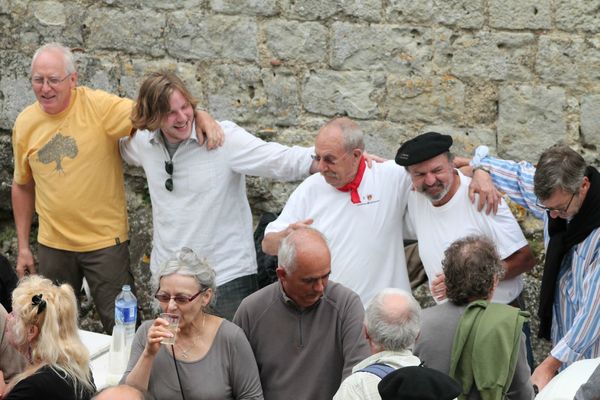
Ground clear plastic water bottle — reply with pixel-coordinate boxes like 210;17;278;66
114;285;137;346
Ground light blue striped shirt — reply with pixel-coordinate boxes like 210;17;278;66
481;156;600;365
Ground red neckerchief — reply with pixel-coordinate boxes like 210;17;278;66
337;156;366;204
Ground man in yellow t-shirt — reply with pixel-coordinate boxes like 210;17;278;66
11;43;219;332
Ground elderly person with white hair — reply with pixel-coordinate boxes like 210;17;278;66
333;288;422;400
122;248;263;400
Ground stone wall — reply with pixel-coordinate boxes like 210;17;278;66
0;0;598;348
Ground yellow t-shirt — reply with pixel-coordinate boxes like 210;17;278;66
12;87;134;251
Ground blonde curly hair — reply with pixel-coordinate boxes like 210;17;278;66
9;275;94;397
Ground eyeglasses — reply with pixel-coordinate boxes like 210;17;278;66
165;161;174;191
311;152;350;166
154;287;208;304
536;192;576;214
31;74;71;88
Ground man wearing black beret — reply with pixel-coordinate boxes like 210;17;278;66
396;131;536;366
395;132;534;303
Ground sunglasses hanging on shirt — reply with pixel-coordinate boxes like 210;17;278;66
165;160;174;192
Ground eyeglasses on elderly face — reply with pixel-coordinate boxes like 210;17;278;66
311;151;351;166
536;192;576;214
154;287;208;304
31;73;71;88
165;160;174;191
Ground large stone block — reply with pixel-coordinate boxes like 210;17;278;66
340;0;382;21
498;85;567;161
580;95;600;148
359;120;413;159
280;0;339;20
33;1;66;26
85;8;165;56
537;35;600;88
166;13;258;62
0;78;35;130
206;64;266;124
264;20;327;64
489;0;551;29
420;125;497;156
555;0;600;33
0;0;9;13
302;70;385;119
463;82;499;125
451;31;535;81
72;55;121;94
386;0;433;24
384;75;465;125
331;22;434;74
117;59;203;101
210;0;277;16
0;16;12;49
434;0;484;29
101;0;203;8
260;68;301;126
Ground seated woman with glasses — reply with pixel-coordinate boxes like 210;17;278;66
0;275;95;399
122;248;263;399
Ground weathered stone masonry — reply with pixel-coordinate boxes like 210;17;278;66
0;1;598;346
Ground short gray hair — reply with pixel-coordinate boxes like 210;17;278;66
365;288;421;352
323;117;365;152
31;43;76;75
278;227;328;274
443;235;504;306
153;247;216;297
534;144;586;201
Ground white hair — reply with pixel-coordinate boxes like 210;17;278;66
278;227;328;274
31;42;76;75
365;288;421;352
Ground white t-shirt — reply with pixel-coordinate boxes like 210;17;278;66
265;160;412;305
407;171;528;304
119;121;313;285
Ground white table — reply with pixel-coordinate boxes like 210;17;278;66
535;358;600;400
79;329;113;390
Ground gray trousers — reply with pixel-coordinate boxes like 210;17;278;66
38;242;134;333
214;274;258;321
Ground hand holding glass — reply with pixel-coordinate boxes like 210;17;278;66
159;313;180;345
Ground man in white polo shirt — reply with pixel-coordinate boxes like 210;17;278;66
119;71;316;319
262;117;413;305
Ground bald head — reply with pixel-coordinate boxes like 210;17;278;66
317;117;365;153
93;384;144;400
365;288;421;353
314;117;365;188
277;227;331;308
278;227;330;274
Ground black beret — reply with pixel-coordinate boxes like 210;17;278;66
395;132;453;166
378;366;462;400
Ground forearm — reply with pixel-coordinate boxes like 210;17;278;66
532;354;562;390
11;180;35;249
262;231;286;256
501;246;536;280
